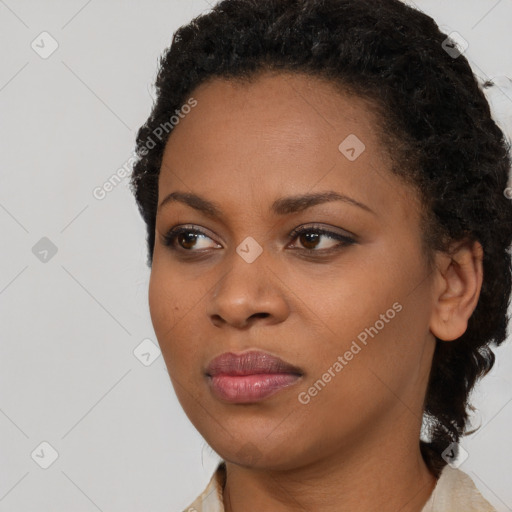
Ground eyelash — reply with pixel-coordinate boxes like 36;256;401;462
162;224;356;256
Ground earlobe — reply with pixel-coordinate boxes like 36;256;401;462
429;240;484;342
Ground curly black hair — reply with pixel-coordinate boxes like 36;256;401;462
130;0;512;478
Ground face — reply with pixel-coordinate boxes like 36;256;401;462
149;71;438;471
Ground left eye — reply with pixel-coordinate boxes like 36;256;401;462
288;226;355;251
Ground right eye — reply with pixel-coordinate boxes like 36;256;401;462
162;225;222;252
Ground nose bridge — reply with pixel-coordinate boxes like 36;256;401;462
213;241;269;306
207;241;287;327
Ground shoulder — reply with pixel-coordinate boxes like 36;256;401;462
421;464;497;512
180;462;226;512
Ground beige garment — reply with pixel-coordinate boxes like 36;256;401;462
182;461;497;512
420;464;496;512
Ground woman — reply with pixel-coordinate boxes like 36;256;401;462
129;0;512;510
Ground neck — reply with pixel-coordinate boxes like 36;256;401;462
222;419;438;512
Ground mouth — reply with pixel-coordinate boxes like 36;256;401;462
205;350;303;403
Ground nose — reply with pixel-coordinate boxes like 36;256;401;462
206;251;290;329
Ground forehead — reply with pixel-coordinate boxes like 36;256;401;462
165;71;385;154
158;71;418;223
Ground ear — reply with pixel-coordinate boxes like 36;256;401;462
429;239;484;341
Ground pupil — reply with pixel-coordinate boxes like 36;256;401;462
180;232;197;249
301;232;318;249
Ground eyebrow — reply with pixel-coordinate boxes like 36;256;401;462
158;190;375;217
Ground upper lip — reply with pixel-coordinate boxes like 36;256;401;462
206;351;303;377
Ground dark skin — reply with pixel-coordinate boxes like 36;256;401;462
148;71;483;512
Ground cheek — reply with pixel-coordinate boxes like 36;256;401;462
148;268;184;361
289;251;401;345
148;270;175;333
148;267;207;376
296;244;430;381
148;254;198;328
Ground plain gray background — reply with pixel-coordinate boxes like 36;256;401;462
1;1;511;511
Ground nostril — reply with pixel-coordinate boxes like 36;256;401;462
250;312;270;320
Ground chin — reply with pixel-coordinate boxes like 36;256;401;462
209;434;314;472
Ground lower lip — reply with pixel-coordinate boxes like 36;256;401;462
208;373;301;403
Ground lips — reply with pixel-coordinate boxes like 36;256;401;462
205;351;303;403
206;351;302;377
